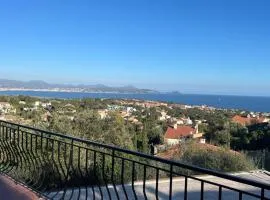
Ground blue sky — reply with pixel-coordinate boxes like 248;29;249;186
0;0;270;96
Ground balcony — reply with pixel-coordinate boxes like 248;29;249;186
0;120;269;200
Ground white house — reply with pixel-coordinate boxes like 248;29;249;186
127;107;136;113
98;110;108;119
41;102;52;108
34;101;41;107
19;101;26;105
0;102;15;114
159;111;170;121
183;117;193;125
164;125;195;146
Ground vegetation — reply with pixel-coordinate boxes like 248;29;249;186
176;142;255;172
0;95;268;173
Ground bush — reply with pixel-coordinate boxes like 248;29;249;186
177;143;255;173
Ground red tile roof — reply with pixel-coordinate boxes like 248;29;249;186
231;115;265;126
164;125;195;139
231;115;250;126
156;145;181;159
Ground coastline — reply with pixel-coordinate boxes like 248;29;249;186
0;90;270;113
0;88;157;94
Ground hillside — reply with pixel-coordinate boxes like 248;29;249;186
0;79;158;94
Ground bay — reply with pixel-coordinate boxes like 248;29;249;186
0;90;269;112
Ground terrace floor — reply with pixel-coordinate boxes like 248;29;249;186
48;170;270;200
1;171;269;200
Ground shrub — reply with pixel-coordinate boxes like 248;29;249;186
177;143;255;173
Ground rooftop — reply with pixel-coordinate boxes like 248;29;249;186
164;125;195;139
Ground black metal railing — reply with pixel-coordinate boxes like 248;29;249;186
0;120;269;200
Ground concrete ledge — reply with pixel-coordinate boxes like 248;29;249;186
0;175;41;200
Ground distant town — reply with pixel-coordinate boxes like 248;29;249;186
0;79;158;94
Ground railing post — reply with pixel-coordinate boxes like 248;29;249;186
111;149;119;200
155;168;159;200
169;164;173;200
261;188;264;200
201;181;204;200
121;158;128;199
184;176;188;200
143;164;147;199
132;161;138;200
218;186;222;200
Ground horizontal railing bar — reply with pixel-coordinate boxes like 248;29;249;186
1;119;270;190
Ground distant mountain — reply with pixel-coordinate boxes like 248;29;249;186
0;79;159;94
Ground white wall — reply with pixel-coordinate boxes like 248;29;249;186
165;138;180;146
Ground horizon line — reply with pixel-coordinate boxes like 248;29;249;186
0;78;270;98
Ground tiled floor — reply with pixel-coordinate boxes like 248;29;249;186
48;170;270;200
1;171;269;199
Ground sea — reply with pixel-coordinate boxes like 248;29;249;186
0;90;270;113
